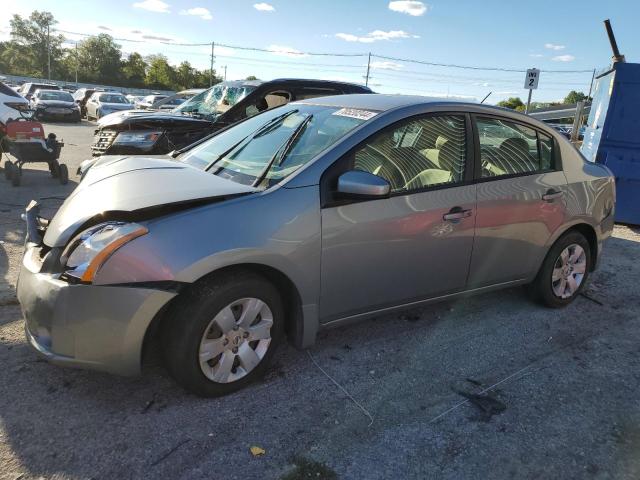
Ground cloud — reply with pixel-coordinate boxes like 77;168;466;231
254;2;275;11
552;54;575;62
142;34;174;41
370;61;404;70
388;1;428;16
98;25;112;31
132;0;170;13
529;53;544;58
267;44;308;58
544;43;565;51
335;30;417;43
179;7;212;20
131;29;142;34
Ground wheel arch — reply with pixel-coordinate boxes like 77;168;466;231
544;221;599;273
141;263;308;368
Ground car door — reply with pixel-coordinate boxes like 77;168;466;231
320;113;477;321
467;115;568;288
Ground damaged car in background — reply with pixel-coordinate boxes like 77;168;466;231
18;94;615;397
88;78;372;158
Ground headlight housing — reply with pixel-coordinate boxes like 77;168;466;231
113;130;162;146
62;222;148;283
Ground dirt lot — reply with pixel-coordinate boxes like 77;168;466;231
1;122;640;480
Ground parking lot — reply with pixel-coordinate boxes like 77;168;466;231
1;121;640;480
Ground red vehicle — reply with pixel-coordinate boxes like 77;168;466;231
1;113;67;187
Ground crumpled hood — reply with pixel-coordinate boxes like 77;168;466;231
43;156;257;247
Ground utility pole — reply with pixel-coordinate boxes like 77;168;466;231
223;65;227;81
46;24;51;80
209;41;215;87
364;52;371;87
74;41;78;85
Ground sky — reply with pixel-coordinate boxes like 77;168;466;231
2;0;639;104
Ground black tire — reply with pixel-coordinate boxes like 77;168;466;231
4;160;13;180
529;231;591;308
58;164;69;185
49;162;59;178
161;271;284;397
11;167;21;187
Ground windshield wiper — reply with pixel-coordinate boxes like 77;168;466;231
252;113;313;188
199;110;302;170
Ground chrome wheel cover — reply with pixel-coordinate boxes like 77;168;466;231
198;298;273;383
552;244;587;299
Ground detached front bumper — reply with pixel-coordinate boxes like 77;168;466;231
17;244;176;376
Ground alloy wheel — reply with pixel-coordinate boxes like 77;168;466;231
198;297;273;383
551;243;587;299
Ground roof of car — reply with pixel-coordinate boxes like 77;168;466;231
295;93;470;111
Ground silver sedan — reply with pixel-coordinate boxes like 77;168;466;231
17;95;615;396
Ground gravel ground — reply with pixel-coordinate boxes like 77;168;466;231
1;122;639;480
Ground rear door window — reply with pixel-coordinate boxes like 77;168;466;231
476;117;555;178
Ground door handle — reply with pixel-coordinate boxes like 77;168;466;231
542;189;564;202
443;208;473;221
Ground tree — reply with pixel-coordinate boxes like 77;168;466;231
563;90;590;105
122;52;147;87
146;54;176;89
75;34;123;84
497;97;525;110
245;75;258;81
7;11;64;78
175;61;196;90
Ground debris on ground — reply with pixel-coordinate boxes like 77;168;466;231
456;390;506;422
250;446;266;457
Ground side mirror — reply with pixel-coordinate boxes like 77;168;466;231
336;170;390;199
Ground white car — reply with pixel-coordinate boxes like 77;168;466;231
0;81;29;126
85;92;133;120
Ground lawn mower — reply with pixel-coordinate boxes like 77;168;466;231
1;109;68;187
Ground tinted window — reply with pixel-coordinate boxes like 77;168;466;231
37;90;74;102
352;115;467;193
477;117;554;178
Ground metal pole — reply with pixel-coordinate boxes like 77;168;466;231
525;88;533;114
47;24;51;80
209;41;215;87
587;68;596;100
223;65;227;81
365;52;371;87
75;42;78;84
570;101;585;143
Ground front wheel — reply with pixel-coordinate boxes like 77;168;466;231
162;271;284;397
530;231;591;308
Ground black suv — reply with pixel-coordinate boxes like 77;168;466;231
90;78;372;156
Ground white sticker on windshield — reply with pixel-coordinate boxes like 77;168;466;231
332;108;378;120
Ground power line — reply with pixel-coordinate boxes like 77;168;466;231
55;29;595;75
372;54;594;74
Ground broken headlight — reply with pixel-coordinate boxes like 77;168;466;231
62;222;148;283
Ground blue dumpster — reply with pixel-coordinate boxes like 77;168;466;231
581;62;640;224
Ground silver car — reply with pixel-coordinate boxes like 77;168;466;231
17;95;615;396
85;92;132;120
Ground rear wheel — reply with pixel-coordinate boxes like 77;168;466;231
530;231;591;308
162;271;284;397
58;164;69;185
4;160;13;180
11;167;21;186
